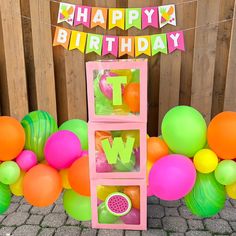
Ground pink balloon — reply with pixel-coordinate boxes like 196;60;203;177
149;154;196;201
99;72;124;99
147;185;153;197
96;152;113;173
81;150;88;157
16;150;37;171
121;208;140;225
44;130;82;170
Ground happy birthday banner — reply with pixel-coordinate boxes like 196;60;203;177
57;2;177;29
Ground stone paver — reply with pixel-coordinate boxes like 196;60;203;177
1;195;236;235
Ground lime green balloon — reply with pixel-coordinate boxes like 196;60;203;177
161;106;207;157
98;202;119;224
21;110;58;161
0;161;20;185
131;69;140;83
214;160;236;185
59;119;88;150
113;153;136;172
63;189;91;221
0;183;11;214
185;172;226;217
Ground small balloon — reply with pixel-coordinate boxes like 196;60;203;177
16;150;37;171
226;182;236;199
10;171;25;196
113;153;136;172
97;185;119;201
123;83;140;113
123;186;140;209
0;161;20;185
96;152;113;173
111;69;133;83
120;208;140;225
121;130;140;149
59;169;71;189
96;131;113;152
98;202;119;224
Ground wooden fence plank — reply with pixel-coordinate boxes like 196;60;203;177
0;0;29;120
191;0;221;123
224;2;236;111
29;0;57;119
211;0;235;117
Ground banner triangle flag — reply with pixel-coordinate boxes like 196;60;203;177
69;31;87;53
53;27;71;49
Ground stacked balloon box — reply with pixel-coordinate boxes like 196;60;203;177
86;60;148;230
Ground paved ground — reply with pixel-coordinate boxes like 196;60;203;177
0;195;236;236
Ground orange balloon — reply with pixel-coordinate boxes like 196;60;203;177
68;156;90;196
95;131;112;152
123;83;140;113
23;164;62;207
147;137;169;163
208;112;236;160
0;117;25;161
124;186;140;209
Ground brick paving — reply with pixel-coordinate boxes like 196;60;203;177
0;195;236;235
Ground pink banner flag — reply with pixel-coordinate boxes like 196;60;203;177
102;36;119;57
74;6;91;27
142;7;158;29
167;31;185;53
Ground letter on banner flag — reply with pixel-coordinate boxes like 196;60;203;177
158;4;176;28
142;7;158;29
74;6;91;27
53;27;71;49
102;36;119;57
57;2;75;26
119;36;135;57
109;8;125;30
86;33;103;55
135;36;151;57
167;31;185;53
91;7;107;29
151;34;167;55
126;8;141;30
69;31;87;53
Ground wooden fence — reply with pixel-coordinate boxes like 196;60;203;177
0;0;236;136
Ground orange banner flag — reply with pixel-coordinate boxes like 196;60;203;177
119;36;135;57
53;27;71;49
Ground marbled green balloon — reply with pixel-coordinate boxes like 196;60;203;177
185;172;226;218
0;183;11;214
21;111;58;161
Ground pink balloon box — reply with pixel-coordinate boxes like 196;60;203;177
16;150;37;171
149;154;196;201
44;130;82;170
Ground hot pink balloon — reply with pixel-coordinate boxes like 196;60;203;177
149;154;196;201
99;72;124;99
44;130;82;170
16;150;37;171
96;152;113;173
121;208;140;225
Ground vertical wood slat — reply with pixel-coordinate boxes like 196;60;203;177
29;0;57;119
0;0;28;120
158;0;183;131
224;1;236;111
191;0;221;123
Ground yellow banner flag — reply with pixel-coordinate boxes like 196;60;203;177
135;36;151;57
69;31;87;53
109;8;125;30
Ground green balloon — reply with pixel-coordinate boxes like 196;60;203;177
21;110;58;161
214;160;236;185
161;106;207;157
0;183;11;214
59;119;88;150
131;69;140;83
0;161;20;185
185;172;226;218
63;190;91;221
98;202;119;224
113;153;136;172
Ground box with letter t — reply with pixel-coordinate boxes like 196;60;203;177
86;59;147;230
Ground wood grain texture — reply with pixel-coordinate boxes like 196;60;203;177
191;0;221;123
0;0;28;120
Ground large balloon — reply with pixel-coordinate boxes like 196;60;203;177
185;172;226;217
23;164;62;207
0;183;11;214
214;160;236;185
149;154;196;200
0;161;20;185
21;111;58;161
68;156;90;196
161;106;207;157
123;83;140;113
59;119;88;150
208;112;236;159
63;189;91;221
10;171;25;196
147;137;169;163
44;130;82;170
0;116;25;161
